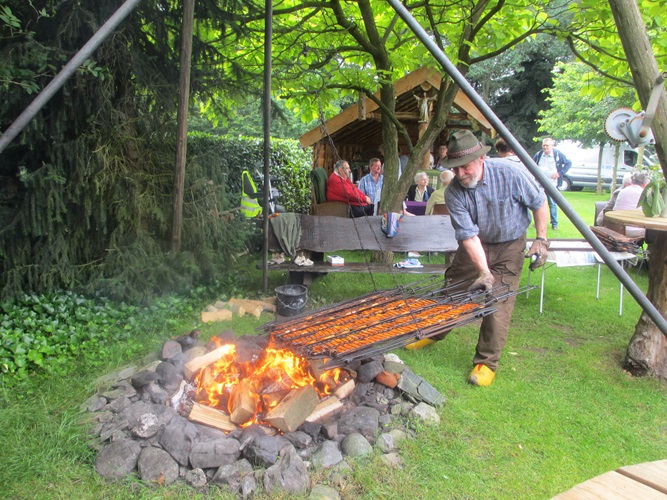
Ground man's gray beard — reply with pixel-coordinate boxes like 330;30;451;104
460;177;479;189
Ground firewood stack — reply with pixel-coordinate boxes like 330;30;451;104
590;226;642;253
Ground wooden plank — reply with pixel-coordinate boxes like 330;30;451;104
229;298;262;318
183;345;233;380
552;470;667;500
200;309;232;323
305;396;343;423
265;261;448;275
188;403;238;432
229;380;257;425
617;460;667;495
334;379;355;400
296;215;458;253
264;385;319;433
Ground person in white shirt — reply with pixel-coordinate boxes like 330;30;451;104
610;171;651;238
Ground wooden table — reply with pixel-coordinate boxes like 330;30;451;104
553;459;667;499
604;210;667;379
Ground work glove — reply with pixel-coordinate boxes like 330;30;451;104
468;271;495;292
526;238;550;271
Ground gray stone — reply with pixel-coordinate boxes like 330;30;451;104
124;401;175;426
241;474;258;499
212;463;242;493
94;366;137;390
349;382;373;405
243;434;291;467
137;446;179;486
321;419;337;440
284;430;313;449
101;387;126;401
300;422;322;440
130;370;161;389
130;412;161;439
183;345;207;362
185;468;207;488
160;340;182;360
336;406;380;442
397;370;445;406
264;445;310;496
380;452;403;468
376;433;396;453
378;413;393;428
311;440;343;469
389;429;407;445
85;396;107;412
189;439;241;469
113;380;137;399
156;361;183;393
400;401;414;416
99;417;129;442
94;411;114;423
193;423;229;442
95;438;141;480
107;395;131;414
356;360;384;383
409;402;440;425
158;415;199;466
383;360;408;375
140;381;169;405
341;433;373;457
309;484;341;500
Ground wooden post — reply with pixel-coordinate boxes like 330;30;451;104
170;0;195;253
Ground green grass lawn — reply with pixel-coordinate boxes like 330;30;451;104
2;190;666;499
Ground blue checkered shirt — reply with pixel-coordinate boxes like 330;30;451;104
358;173;383;203
446;158;546;243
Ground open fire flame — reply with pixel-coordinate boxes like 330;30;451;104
195;337;347;427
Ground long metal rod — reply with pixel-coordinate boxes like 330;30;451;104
0;0;144;155
386;0;667;338
261;0;273;293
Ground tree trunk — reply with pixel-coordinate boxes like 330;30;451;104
622;232;667;378
608;0;667;379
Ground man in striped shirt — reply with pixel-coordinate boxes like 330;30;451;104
409;131;549;387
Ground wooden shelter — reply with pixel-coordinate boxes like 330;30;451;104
299;66;495;176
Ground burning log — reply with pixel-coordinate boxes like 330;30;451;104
188;403;238;432
305;396;344;423
334;379;355;400
229;380;258;425
184;344;235;380
264;385;319;433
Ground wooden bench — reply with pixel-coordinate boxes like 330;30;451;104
264;214;459;284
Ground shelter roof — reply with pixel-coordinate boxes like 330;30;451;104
299;66;494;149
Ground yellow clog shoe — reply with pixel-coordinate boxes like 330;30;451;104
405;338;436;350
468;363;496;386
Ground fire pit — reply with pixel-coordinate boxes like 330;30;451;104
87;278;530;495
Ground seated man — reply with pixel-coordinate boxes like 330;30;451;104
596;173;632;226
358;157;383;215
326;160;373;218
607;171;651;238
406;172;435;202
425;169;455;215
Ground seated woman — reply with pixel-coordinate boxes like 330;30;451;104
326;159;374;218
406;172;435;202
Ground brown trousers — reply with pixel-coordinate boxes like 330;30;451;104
445;235;526;371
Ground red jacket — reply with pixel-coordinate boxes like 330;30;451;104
326;173;369;206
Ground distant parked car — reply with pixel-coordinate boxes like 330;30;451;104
556;141;652;191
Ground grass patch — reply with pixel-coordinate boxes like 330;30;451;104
1;191;665;499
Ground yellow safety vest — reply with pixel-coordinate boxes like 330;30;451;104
240;170;262;218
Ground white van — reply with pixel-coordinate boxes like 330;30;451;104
554;140;648;191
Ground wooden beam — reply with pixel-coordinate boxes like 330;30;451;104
305;396;343;423
183;344;233;380
229;380;258;425
264;385;319;433
188;403;238;432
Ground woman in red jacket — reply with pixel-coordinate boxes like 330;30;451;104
326;160;374;217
